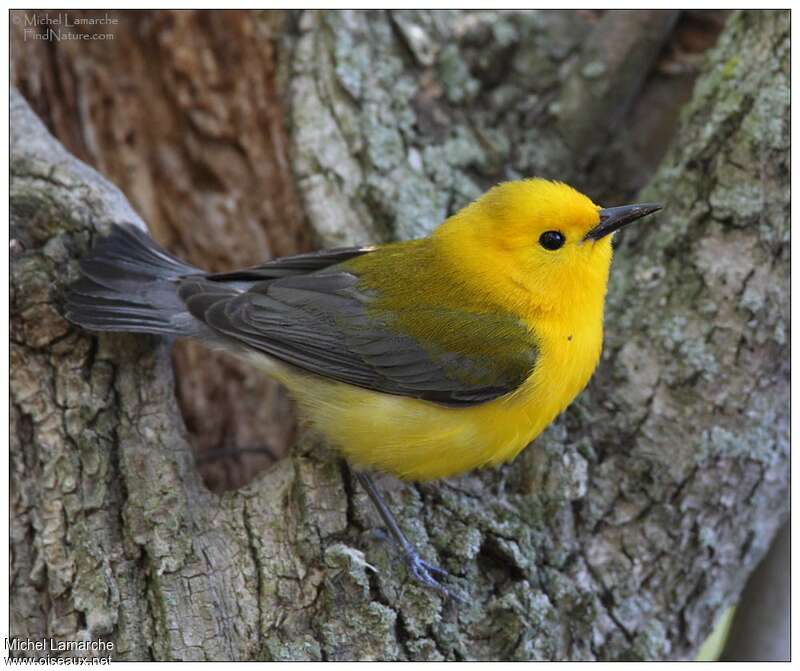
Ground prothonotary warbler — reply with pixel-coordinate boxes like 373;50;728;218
65;178;661;598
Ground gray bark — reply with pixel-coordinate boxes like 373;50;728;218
10;9;788;661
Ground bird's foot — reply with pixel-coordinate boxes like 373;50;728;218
404;550;464;602
353;471;466;602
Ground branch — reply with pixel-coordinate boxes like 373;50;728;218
10;9;788;661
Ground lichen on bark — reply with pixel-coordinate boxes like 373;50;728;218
10;9;788;661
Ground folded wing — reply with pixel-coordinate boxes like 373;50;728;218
179;265;538;406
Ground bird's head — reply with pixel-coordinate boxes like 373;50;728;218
435;179;661;314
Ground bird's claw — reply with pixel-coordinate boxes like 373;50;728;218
405;552;464;602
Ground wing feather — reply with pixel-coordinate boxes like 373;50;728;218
205;247;374;282
180;264;537;406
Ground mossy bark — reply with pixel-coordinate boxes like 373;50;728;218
10;9;787;661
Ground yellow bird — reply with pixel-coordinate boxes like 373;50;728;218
65;178;660;597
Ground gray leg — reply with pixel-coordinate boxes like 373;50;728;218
355;471;462;601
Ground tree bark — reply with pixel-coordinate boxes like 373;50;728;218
11;10;310;486
10;9;788;661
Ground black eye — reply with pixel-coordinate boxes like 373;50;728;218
539;230;565;250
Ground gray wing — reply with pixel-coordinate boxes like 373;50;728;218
178;271;537;406
204;246;375;281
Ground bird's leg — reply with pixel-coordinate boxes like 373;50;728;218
354;471;462;601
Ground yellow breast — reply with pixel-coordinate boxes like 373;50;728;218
275;303;604;482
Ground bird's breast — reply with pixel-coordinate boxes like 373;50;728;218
276;307;604;482
514;306;604;431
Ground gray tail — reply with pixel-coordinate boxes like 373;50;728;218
65;224;203;337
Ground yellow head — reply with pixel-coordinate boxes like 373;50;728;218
434;179;660;315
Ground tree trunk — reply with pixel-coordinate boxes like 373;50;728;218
11;10;310;487
10;9;788;661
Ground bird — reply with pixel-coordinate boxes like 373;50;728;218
64;178;661;599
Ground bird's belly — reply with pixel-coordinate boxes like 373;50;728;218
276;322;601;481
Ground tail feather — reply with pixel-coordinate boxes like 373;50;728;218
65;224;207;337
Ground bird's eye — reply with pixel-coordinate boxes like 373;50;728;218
539;230;565;251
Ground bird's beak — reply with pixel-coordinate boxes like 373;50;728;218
584;203;662;241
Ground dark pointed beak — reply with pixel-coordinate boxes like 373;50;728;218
584;203;662;241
